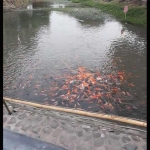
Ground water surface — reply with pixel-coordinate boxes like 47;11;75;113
3;2;146;120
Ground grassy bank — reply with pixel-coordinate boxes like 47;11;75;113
71;0;146;26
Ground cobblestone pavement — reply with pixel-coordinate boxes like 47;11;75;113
3;102;147;150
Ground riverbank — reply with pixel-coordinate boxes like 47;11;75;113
3;101;146;150
71;0;146;26
3;0;146;26
3;0;31;12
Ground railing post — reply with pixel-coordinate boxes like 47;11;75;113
3;100;12;115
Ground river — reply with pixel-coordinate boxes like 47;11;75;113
3;0;146;120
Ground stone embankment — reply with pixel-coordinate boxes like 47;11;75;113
3;102;146;150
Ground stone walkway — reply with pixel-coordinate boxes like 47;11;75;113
3;102;146;150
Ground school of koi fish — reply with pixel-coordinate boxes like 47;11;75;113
40;66;134;113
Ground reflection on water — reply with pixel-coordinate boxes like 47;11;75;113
50;4;65;8
32;1;81;9
27;4;33;10
3;6;146;120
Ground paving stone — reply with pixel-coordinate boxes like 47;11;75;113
42;120;50;126
67;141;75;150
15;121;22;127
127;130;141;135
59;135;68;146
105;145;112;150
35;135;41;139
92;126;99;131
13;112;20;116
3;109;7;115
114;130;121;135
82;125;91;129
122;136;131;143
3;117;7;123
109;134;120;140
67;126;75;133
84;145;93;150
113;140;122;147
105;138;121;147
35;116;43;121
26;112;31;116
94;139;104;147
61;125;66;130
63;116;71;121
44;111;49;115
76;143;92;150
43;127;51;134
96;146;106;150
108;129;114;132
131;136;140;142
104;138;112;145
82;125;91;131
52;117;58;122
32;126;40;134
140;133;147;139
93;132;101;138
71;123;78;128
18;113;27;120
77;131;83;137
124;143;137;150
63;125;75;133
142;144;146;150
12;128;19;132
70;135;78;141
101;133;105;138
83;135;91;141
8;117;16;124
53;129;62;137
76;144;84;150
22;124;30;131
61;121;66;125
84;128;91;132
105;145;124;150
50;120;59;129
5;125;11;130
49;113;57;118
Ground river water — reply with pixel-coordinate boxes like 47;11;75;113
3;1;146;120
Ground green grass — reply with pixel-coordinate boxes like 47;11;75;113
71;0;146;26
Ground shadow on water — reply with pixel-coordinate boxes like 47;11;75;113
3;3;146;120
76;18;105;28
